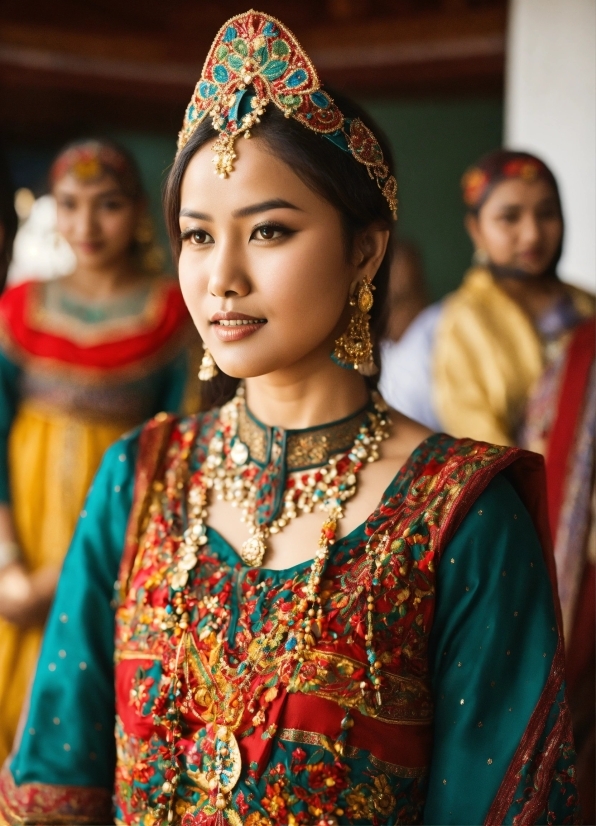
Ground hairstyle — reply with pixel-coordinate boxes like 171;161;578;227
50;138;163;274
49;139;144;200
0;152;17;294
461;149;562;215
163;87;395;406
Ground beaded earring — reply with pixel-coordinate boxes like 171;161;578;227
332;276;378;376
198;346;218;381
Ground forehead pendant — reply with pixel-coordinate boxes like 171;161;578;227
177;9;398;219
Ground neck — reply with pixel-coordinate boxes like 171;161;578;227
66;258;146;301
244;349;370;431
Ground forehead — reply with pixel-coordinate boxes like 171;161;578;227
53;172;125;198
179;135;324;214
484;176;558;208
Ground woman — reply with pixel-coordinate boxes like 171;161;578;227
0;139;200;764
522;317;595;820
380;149;594;444
0;13;579;825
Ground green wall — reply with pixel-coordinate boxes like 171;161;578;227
365;98;503;300
112;97;503;299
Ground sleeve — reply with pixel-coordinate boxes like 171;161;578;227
0;429;140;824
432;302;514;446
0;349;21;503
424;474;580;825
379;303;443;431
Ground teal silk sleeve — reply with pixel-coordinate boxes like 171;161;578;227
9;429;139;789
0;349;20;503
424;474;559;825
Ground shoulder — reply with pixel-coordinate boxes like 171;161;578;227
394;432;543;549
565;282;595;318
0;279;37;321
135;407;220;465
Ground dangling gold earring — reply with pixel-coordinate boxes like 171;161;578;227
198;346;218;381
472;248;490;267
332;276;378;376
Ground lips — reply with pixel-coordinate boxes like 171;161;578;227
210;311;267;342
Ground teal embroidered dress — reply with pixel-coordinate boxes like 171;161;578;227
0;409;580;825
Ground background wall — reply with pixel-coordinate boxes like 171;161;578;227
505;0;596;291
7;97;503;300
367;97;503;299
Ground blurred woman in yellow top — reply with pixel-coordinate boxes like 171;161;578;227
380;150;594;444
0;139;199;763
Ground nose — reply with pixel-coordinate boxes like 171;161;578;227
519;211;541;246
75;203;98;239
207;240;251;299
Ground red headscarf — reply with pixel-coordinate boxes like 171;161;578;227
461;149;561;213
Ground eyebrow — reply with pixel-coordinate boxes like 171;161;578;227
179;198;302;222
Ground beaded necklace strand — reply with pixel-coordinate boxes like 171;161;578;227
154;391;391;824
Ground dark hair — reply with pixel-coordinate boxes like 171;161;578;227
164;88;395;407
462;149;562;216
49;138;146;201
50;138;164;274
462;148;564;275
0;151;17;294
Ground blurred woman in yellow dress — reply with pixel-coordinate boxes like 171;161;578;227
380;150;594;444
0;139;199;763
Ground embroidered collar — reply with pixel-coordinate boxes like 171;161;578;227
236;398;371;471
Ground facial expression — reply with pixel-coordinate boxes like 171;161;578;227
54;173;141;270
178;136;384;381
466;177;563;276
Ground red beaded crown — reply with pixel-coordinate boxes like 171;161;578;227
177;10;398;219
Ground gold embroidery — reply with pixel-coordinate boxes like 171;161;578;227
294;649;433;725
237;403;369;469
278;728;427;779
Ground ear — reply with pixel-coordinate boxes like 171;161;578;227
464;212;484;251
349;224;391;293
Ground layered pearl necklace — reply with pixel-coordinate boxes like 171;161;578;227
157;390;391;823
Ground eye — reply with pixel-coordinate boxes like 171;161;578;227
251;223;286;241
100;199;125;211
57;198;76;210
181;228;213;246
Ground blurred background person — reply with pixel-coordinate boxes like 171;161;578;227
383;238;428;343
0;138;200;764
521;317;595;820
0;153;17;295
380;150;594;444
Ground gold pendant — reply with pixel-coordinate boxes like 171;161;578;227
240;532;267;566
187;725;243;820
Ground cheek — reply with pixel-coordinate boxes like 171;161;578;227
178;250;210;332
257;237;349;353
101;211;136;245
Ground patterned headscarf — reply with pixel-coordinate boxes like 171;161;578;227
49;140;143;200
461;149;561;214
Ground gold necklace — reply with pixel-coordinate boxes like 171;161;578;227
156;391;391;823
204;389;390;566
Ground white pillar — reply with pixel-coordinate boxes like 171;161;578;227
505;0;595;291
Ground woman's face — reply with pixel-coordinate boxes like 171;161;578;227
178;136;387;381
54;172;140;271
466;177;563;276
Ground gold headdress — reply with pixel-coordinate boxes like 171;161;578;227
177;10;397;219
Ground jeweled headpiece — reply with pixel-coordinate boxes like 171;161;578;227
49;140;141;199
177;10;397;219
461;149;559;212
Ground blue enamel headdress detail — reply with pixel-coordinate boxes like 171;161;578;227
177;9;398;219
